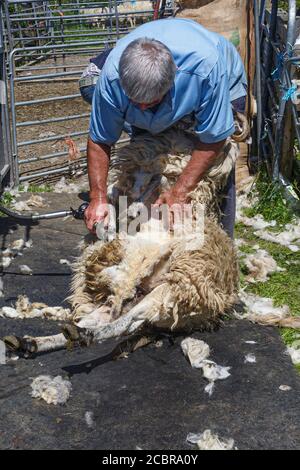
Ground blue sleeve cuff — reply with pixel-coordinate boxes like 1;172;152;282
89;131;114;146
194;124;235;144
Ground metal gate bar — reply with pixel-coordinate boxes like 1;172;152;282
0;1;12;188
257;0;300;201
2;1;175;184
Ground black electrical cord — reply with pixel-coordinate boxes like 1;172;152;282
0;201;89;223
0;204;36;222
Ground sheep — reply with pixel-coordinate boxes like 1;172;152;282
3;128;240;356
116;1;154;29
79;3;154;31
177;0;215;9
79;7;108;29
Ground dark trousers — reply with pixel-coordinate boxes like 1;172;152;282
220;168;236;239
80;84;95;105
219;94;246;239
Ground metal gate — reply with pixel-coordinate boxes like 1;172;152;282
2;0;175;185
257;0;300;200
0;0;12;189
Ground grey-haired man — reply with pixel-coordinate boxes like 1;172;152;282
85;18;247;238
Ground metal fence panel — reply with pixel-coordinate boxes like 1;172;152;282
2;0;175;184
258;0;300;188
0;1;13;188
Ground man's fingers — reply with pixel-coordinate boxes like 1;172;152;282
84;201;109;234
87;218;97;234
85;212;102;234
154;195;165;207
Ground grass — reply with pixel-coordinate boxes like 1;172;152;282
0;184;54;216
236;223;300;316
243;171;294;226
0;191;15;208
281;329;300;347
278;1;300;10
236;177;300;372
236;225;300;373
19;184;54;193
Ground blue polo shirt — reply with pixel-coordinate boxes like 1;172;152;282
89;18;247;146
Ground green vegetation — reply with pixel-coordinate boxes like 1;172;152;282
236;222;300;315
236;179;300;371
0;191;15;208
0;184;53;215
243;171;294;226
19;184;53;193
278;1;300;10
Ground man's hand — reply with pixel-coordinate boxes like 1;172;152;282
86;138;111;234
84;197;109;234
156;140;226;210
154;186;190;229
155;186;189;207
153;139;225;228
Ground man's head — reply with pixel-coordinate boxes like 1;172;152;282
119;37;177;109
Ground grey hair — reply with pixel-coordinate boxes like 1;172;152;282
119;37;177;103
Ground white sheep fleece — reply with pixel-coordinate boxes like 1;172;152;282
30;375;72;405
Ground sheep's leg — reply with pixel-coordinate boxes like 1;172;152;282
63;323;94;346
68;284;171;344
3;333;68;356
62;308;145;345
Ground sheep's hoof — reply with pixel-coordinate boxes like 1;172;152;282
3;335;38;355
22;337;38;354
62;324;92;347
3;335;21;352
63;324;80;341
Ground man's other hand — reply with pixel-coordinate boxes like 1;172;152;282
154;187;189;208
154;187;190;229
84;198;109;234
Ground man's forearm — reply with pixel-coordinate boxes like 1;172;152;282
87;138;111;200
173;140;226;196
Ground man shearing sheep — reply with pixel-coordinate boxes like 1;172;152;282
84;18;247;238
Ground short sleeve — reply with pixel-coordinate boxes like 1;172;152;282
194;60;235;144
89;73;125;145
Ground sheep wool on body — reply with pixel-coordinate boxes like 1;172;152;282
69;128;240;341
3;129;240;356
